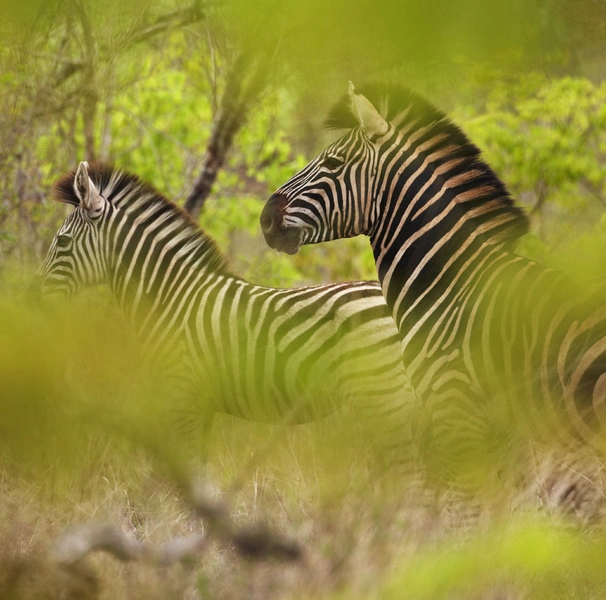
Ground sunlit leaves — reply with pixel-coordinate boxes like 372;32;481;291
382;520;606;599
463;77;606;199
458;76;606;275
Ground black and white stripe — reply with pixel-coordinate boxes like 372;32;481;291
36;161;413;462
262;84;606;482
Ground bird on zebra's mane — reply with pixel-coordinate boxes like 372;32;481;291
32;160;415;474
261;82;606;521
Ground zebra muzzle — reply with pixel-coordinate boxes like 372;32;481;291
260;194;301;255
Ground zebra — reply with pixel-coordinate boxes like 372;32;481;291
260;83;606;504
33;160;414;471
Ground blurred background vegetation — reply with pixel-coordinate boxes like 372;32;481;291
2;0;606;288
3;0;606;598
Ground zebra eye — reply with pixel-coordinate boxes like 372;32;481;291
323;156;344;171
56;234;72;249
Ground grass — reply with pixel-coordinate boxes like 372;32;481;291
0;411;419;599
3;283;606;599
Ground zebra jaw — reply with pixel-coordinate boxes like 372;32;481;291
265;225;302;255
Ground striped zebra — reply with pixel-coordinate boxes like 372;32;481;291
261;83;606;494
34;161;413;468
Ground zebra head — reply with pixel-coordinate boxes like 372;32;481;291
35;161;111;298
261;82;393;254
262;83;527;264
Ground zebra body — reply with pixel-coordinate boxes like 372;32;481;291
261;84;606;462
36;162;411;452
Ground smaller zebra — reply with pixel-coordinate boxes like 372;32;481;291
33;161;415;470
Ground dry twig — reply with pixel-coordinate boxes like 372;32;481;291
50;479;302;569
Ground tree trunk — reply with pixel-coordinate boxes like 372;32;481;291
183;55;267;220
74;0;98;162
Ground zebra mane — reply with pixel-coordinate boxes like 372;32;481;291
325;84;530;245
52;162;230;274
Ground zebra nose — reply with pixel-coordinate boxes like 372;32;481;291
260;193;287;237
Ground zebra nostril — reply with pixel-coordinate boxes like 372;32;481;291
261;193;289;243
260;212;274;234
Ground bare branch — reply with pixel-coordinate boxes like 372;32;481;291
51;479;302;569
183;53;269;219
73;0;97;162
125;4;206;48
530;179;548;215
581;178;606;208
187;480;302;560
51;522;207;567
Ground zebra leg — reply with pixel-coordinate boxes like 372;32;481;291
414;401;518;532
165;388;218;483
196;411;216;476
179;409;217;480
348;391;434;510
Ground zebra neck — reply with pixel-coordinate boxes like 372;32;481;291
372;218;509;330
106;214;220;337
368;182;517;339
366;126;527;333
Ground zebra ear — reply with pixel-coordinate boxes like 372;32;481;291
74;161;105;216
348;81;389;139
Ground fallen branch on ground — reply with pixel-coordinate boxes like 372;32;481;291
50;479;302;568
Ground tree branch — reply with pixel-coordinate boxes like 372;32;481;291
125;4;206;49
51;522;208;567
73;0;97;162
50;479;302;569
183;53;269;219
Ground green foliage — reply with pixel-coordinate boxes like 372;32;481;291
5;4;606;600
5;2;605;286
381;520;606;599
459;76;606;276
227;0;575;96
463;77;606;197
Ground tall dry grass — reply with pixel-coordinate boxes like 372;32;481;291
3;275;606;599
